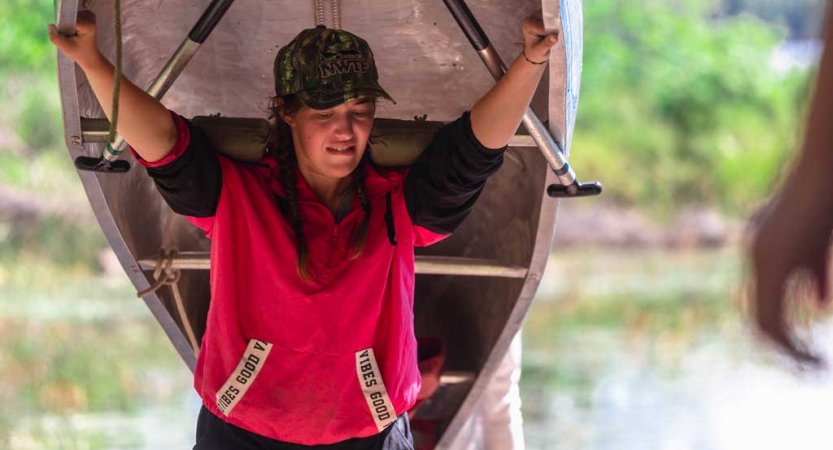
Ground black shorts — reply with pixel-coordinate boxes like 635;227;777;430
193;406;415;450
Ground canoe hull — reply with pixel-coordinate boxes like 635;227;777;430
56;0;582;446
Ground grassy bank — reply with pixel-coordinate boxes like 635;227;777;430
0;257;192;449
518;248;821;450
522;248;745;413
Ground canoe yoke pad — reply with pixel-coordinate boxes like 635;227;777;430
191;116;445;167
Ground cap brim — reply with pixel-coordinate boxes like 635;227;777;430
299;86;396;110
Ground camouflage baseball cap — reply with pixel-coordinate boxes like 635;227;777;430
274;26;395;110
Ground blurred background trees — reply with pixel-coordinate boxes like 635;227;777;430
571;0;821;215
0;0;104;269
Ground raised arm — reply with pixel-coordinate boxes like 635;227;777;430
49;10;177;163
469;16;558;149
751;6;833;365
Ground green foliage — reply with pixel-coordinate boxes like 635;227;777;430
0;259;191;448
12;76;64;151
0;0;64;153
573;0;812;215
0;216;106;268
0;154;29;185
0;0;58;72
0;2;98;269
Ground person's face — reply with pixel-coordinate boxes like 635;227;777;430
281;97;376;182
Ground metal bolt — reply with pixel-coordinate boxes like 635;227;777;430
70;135;82;145
528;273;540;283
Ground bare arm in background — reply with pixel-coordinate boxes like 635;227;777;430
48;10;177;163
751;6;833;365
469;17;557;149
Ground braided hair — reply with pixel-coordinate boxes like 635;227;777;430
268;95;373;281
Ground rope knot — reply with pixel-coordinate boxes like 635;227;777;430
137;248;181;297
136;248;200;355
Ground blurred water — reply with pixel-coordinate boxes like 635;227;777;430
522;250;833;450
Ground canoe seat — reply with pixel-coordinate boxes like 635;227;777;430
191;116;445;167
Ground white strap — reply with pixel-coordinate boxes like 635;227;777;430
311;0;341;29
313;0;325;26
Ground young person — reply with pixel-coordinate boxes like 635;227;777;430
49;10;557;449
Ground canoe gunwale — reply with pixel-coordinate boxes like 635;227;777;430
433;0;573;445
56;0;200;371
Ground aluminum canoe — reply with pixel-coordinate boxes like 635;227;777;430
55;0;583;447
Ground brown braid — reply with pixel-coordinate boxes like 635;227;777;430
270;95;312;281
351;156;371;259
268;95;376;278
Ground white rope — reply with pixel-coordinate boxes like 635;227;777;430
313;0;325;26
330;0;341;30
312;0;340;29
137;249;201;355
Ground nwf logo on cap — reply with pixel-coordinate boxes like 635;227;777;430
318;58;369;79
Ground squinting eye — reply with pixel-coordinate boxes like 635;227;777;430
353;110;372;117
316;113;333;119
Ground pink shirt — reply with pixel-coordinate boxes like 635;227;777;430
133;111;503;445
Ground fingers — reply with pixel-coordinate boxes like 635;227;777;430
763;326;824;369
48;9;96;39
523;17;555;44
47;24;67;48
523;17;546;36
532;33;558;52
47;9;98;59
754;292;808;364
522;15;558;63
753;262;826;368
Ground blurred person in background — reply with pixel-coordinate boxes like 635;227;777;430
751;3;833;366
450;334;525;450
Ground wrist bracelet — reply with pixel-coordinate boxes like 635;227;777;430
522;50;547;66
